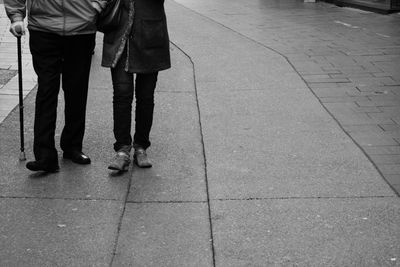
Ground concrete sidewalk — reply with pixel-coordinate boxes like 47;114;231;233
1;0;400;266
171;0;400;195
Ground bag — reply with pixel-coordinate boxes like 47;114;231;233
96;0;122;33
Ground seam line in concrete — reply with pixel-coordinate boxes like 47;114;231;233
0;195;122;201
212;196;396;201
157;90;195;93
124;196;396;203
0;90;31;126
109;174;132;266
170;1;400;198
170;41;216;267
126;200;207;204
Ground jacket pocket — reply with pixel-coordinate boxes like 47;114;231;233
141;19;166;49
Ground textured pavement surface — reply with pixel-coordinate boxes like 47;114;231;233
0;5;35;123
1;0;400;266
171;0;400;195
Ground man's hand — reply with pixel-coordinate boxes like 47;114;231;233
9;21;25;37
91;2;102;13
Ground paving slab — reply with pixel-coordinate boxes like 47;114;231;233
0;198;123;266
198;90;394;199
158;45;195;93
167;1;395;199
0;77;130;200
118;42;206;202
0;35;161;200
211;198;400;266
0;94;18;110
0;164;130;200
128;93;206;202
385;175;400;186
170;0;400;195
0;69;16;84
112;202;213;267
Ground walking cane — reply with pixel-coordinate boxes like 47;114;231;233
16;25;26;161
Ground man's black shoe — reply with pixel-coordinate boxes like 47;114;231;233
63;150;91;165
26;161;59;173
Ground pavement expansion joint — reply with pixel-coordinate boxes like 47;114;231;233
170;40;217;267
109;166;132;266
229;88;271;91
212;196;397;202
126;200;207;204
157;90;195;94
0;195;122;201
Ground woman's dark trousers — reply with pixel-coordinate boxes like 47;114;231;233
29;30;95;164
111;64;158;152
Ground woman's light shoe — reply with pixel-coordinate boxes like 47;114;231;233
108;151;131;171
134;148;152;168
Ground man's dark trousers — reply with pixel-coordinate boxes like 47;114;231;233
29;30;95;164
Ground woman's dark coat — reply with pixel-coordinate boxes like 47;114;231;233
101;0;171;73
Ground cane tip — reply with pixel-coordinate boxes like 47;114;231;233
19;152;26;161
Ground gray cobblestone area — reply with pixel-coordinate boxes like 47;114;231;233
188;0;400;194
